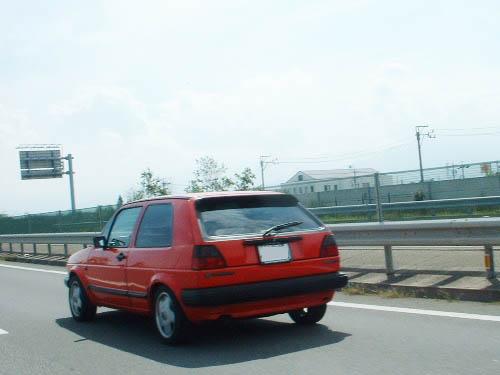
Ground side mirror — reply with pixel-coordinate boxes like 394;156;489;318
93;236;107;249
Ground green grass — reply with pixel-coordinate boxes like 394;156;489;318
0;254;18;262
342;285;460;301
342;285;417;299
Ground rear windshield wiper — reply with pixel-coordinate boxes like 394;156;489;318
263;221;303;237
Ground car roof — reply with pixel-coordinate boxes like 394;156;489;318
125;190;285;205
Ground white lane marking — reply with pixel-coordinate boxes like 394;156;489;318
0;329;8;335
0;263;66;275
328;301;500;322
1;262;498;323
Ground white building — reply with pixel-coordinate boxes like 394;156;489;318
277;168;388;195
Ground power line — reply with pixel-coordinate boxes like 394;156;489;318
437;132;500;137
276;139;413;165
433;126;500;137
434;126;500;131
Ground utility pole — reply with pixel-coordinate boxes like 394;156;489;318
260;156;267;190
161;179;170;194
349;165;357;188
259;155;277;190
415;126;435;183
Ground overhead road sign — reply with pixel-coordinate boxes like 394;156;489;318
17;144;76;211
20;169;63;180
19;146;64;180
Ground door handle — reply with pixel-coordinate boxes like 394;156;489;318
116;252;127;261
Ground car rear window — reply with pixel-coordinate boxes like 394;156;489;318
196;195;323;237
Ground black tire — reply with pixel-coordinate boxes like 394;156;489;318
289;304;327;325
68;276;97;322
153;286;190;345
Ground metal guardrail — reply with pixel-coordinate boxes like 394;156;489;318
328;217;498;279
0;218;497;279
311;195;500;216
0;232;96;257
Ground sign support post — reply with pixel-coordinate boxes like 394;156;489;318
64;154;76;212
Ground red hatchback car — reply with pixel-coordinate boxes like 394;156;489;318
65;191;347;344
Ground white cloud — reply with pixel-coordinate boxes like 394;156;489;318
0;104;33;141
49;85;147;118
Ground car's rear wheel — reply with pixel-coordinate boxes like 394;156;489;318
289;304;327;325
68;276;96;322
153;286;190;345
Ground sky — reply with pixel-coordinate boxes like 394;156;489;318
1;0;500;215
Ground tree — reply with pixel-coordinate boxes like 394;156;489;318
234;167;256;191
185;156;257;192
481;163;492;176
414;190;425;201
185;157;235;192
127;168;170;202
116;195;124;208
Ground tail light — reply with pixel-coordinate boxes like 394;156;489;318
320;234;339;257
192;245;227;270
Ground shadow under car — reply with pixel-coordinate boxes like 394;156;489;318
56;310;350;368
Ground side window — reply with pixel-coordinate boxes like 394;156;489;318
100;217;113;238
107;207;142;248
135;204;173;248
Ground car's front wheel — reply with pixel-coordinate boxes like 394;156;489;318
153;286;190;344
68;276;96;322
289;304;327;325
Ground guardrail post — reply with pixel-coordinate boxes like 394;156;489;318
384;245;394;276
9;243;13;253
47;244;52;256
20;243;24;254
484;245;496;280
64;244;68;257
33;243;37;255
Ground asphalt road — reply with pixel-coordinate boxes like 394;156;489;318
0;261;499;375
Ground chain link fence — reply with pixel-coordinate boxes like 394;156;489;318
0;205;117;234
268;160;500;223
2;161;500;233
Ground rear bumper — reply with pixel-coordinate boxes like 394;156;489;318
182;272;348;307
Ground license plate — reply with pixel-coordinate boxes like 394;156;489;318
258;243;291;264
